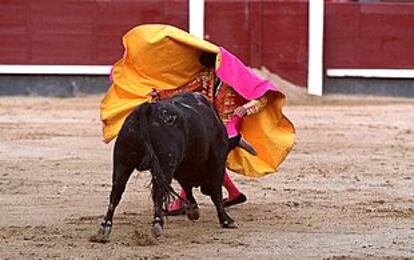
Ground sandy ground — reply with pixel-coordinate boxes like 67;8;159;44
0;92;413;259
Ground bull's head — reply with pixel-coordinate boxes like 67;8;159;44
228;135;257;156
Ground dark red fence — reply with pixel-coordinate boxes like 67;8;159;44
205;0;309;86
0;0;309;86
0;0;188;65
324;2;414;69
2;1;414;87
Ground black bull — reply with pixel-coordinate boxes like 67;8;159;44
93;93;256;242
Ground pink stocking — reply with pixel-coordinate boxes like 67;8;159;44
168;189;186;211
225;116;242;138
223;171;241;199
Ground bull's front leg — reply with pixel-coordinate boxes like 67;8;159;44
210;186;237;229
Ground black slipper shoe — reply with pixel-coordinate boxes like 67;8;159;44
223;193;247;208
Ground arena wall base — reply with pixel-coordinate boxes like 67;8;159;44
0;75;110;97
1;75;414;98
324;77;414;98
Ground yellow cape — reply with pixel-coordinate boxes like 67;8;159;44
100;24;295;178
227;91;295;177
101;24;219;143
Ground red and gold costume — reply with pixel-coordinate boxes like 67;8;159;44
156;69;268;128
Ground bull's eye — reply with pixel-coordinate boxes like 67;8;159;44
165;115;177;125
160;109;177;126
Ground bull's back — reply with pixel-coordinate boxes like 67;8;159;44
163;93;227;165
169;93;226;140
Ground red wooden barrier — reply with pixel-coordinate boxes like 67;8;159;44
0;0;188;65
324;2;414;69
261;1;308;87
205;0;309;86
0;0;308;86
2;1;414;88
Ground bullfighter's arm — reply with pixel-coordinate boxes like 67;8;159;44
243;96;268;116
233;96;268;117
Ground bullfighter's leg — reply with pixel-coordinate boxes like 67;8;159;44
168;172;247;213
166;189;186;216
92;159;134;243
223;118;247;207
181;185;200;221
222;171;247;208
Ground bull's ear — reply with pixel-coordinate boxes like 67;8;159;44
237;137;257;156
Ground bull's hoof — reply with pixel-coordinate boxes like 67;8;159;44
151;222;163;237
222;220;238;229
89;225;112;243
186;207;200;221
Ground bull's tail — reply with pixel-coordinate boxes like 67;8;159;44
137;103;188;210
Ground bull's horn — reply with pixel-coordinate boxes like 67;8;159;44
238;137;257;156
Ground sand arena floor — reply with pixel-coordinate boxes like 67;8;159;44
0;92;413;258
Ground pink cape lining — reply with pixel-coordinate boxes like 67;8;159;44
215;47;279;101
225;116;242;138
